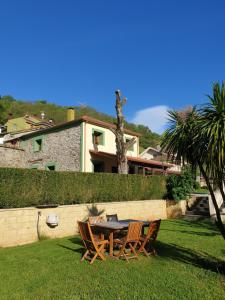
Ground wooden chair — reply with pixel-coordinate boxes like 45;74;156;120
138;219;161;256
88;216;104;224
113;222;143;261
88;215;105;240
78;221;109;264
106;214;127;239
106;214;118;222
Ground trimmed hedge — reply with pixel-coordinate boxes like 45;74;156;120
0;168;166;208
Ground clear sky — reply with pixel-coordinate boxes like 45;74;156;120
1;0;225;133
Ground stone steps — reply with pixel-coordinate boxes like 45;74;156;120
183;214;210;221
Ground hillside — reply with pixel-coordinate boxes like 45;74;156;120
0;95;161;151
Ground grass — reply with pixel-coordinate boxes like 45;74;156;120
0;219;225;300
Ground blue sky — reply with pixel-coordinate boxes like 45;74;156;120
1;0;225;133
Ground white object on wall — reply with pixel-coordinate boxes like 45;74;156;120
46;214;59;226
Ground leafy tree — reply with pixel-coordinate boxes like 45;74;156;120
0;102;5;124
167;166;196;201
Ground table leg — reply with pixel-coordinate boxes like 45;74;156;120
109;231;114;257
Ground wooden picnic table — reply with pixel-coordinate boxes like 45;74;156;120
93;219;150;257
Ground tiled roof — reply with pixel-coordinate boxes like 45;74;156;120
89;150;174;168
10;115;140;140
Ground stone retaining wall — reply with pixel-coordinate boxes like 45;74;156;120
0;199;168;247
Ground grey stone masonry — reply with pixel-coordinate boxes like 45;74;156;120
21;124;81;171
0;146;26;168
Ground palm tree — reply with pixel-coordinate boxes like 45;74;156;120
198;82;225;201
161;106;198;166
161;101;225;239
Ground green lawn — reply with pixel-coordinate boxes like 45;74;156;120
0;219;225;300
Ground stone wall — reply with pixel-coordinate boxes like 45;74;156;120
0;199;167;247
22;124;81;171
0;146;26;168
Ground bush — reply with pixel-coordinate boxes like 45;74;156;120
0;168;167;208
166;165;196;201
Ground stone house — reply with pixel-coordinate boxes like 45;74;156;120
2;111;175;173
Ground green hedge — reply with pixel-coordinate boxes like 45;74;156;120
0;168;166;208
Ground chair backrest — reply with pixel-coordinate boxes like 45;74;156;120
106;214;118;222
88;216;104;225
78;221;92;242
126;222;143;242
78;221;96;251
146;219;161;241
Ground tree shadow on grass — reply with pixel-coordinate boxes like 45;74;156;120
156;240;225;275
57;237;83;254
162;219;220;236
160;228;219;237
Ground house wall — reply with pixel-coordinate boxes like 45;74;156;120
0;146;26;168
0;199;167;247
5;117;30;133
83;122;139;172
21;124;81;171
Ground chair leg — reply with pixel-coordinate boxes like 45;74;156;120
142;247;150;257
129;243;139;259
81;250;89;262
115;244;126;259
90;244;106;264
90;252;98;264
97;244;106;261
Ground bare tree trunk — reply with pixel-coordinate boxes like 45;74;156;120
114;90;136;174
115;90;128;174
198;162;225;239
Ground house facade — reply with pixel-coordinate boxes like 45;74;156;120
140;146;182;174
2;112;175;174
3;115;140;172
5;115;53;133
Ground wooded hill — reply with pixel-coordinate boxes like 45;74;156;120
0;95;160;151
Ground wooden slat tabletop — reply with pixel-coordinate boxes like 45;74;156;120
93;219;150;230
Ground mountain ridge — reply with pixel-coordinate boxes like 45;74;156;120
0;95;161;151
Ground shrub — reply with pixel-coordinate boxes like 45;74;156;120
166;165;196;201
0;168;167;208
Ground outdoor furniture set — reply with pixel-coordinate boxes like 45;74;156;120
78;214;161;264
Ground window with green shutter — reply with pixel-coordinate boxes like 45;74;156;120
33;136;43;152
45;163;56;171
92;129;105;146
125;138;134;151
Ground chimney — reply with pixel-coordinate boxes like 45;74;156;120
67;107;75;122
41;111;45;120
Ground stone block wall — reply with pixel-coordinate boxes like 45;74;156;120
21;124;81;171
0;199;167;247
0;146;26;168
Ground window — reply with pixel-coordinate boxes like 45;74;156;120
125;138;134;151
92;129;104;146
45;163;56;171
12;123;17;131
33;136;43;152
92;160;104;173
